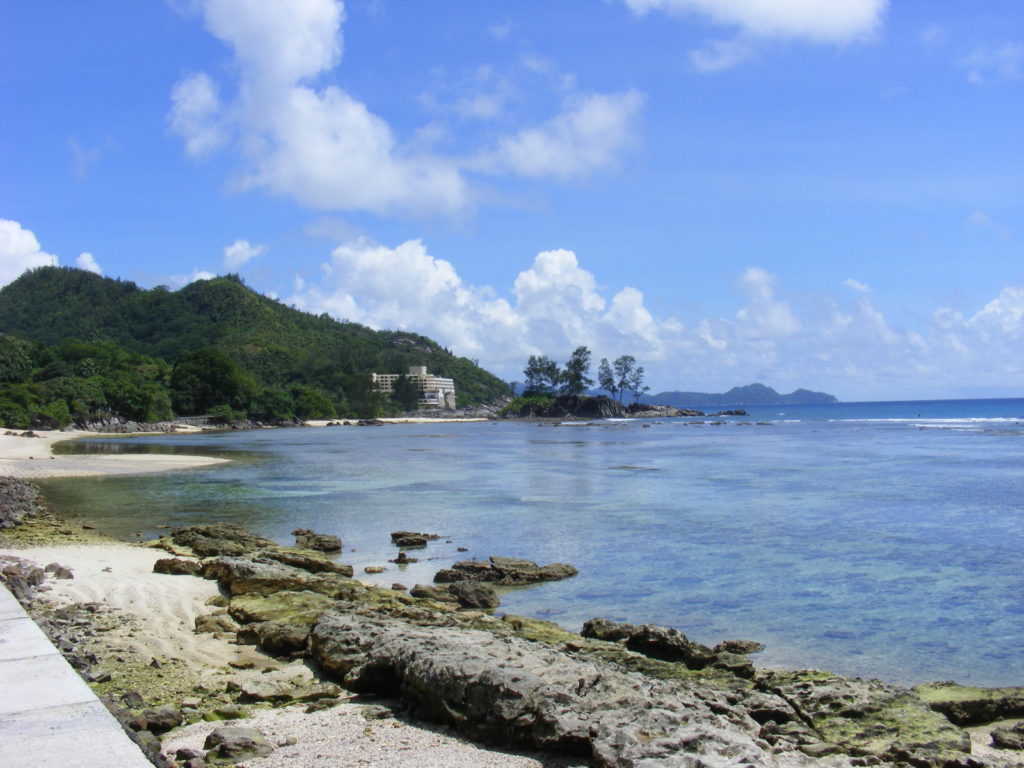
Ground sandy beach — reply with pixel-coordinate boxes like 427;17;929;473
0;429;228;479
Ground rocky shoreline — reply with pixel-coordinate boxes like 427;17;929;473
2;479;1023;767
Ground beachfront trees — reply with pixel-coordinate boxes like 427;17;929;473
598;355;649;403
348;372;387;418
523;355;561;395
560;346;594;396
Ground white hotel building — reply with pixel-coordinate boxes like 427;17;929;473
371;366;457;408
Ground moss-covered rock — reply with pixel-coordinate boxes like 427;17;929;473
913;682;1024;726
761;670;973;766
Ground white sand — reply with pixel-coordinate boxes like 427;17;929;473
0;429;227;478
2;541;582;767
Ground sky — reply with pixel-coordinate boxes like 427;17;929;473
1;0;1022;401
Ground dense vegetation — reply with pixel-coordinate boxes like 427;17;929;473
0;267;508;427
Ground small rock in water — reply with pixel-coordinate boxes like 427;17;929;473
363;565;386;574
293;528;342;552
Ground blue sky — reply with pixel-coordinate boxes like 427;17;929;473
1;0;1021;400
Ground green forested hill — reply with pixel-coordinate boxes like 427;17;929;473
0;267;507;426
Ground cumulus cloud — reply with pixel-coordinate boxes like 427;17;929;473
76;252;102;275
472;90;646;180
170;0;643;216
0;220;59;287
223;239;266;270
287;236;1024;399
620;0;887;43
169;0;466;215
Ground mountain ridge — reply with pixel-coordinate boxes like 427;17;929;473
640;382;838;407
0;266;509;411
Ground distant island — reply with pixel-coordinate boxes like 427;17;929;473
639;383;838;408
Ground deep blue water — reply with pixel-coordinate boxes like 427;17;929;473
42;398;1024;687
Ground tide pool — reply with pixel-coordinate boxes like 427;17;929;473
42;398;1024;686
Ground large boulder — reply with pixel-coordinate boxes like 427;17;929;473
171;524;275;557
434;556;577;586
308;611;844;767
201;555;359;597
293;528;342;552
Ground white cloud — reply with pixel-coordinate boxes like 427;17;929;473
169;269;218;287
0;220;59;287
959;43;1024;85
170;0;467;216
223;239;266;270
287;237;1024;399
472;90;646;180
734;267;801;339
689;38;752;73
171;0;642;216
843;278;870;293
76;252;102;275
620;0;887;43
169;73;226;156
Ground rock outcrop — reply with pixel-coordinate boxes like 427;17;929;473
0;476;44;529
309;611;848;767
434;556;577;586
914;681;1024;726
170;523;276;557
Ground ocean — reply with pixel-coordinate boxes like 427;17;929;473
42;397;1024;687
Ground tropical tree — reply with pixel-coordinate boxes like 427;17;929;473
560;346;594;396
523;355;561;395
391;373;421;411
597;358;617;400
347;372;387;418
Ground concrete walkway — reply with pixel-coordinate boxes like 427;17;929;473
0;585;152;768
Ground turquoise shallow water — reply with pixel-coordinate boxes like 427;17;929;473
42;398;1024;687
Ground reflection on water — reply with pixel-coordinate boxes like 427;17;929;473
39;413;1024;687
